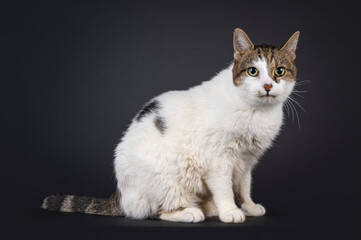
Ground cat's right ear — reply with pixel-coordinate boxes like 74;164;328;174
233;28;254;61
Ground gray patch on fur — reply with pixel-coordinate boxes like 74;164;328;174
154;116;166;134
136;100;159;121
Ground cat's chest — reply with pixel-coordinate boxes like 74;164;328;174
242;115;280;138
233;109;282;154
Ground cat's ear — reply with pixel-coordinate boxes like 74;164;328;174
233;28;254;61
280;31;300;61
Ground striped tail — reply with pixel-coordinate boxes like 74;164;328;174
41;191;122;217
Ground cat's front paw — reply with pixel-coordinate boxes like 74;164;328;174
241;203;266;216
219;208;246;223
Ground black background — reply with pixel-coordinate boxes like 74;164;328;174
3;0;361;239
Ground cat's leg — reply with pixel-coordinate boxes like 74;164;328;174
205;160;246;223
201;198;218;217
159;207;205;223
238;170;266;217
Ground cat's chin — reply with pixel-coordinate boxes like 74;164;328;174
244;96;284;110
257;95;281;105
245;97;282;110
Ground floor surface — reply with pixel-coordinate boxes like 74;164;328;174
6;205;359;240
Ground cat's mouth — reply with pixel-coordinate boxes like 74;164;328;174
259;94;276;98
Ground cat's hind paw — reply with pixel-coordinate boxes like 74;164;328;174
184;207;205;222
160;207;205;223
241;203;266;217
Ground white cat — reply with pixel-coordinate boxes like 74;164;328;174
42;28;300;223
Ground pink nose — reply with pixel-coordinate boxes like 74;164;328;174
264;84;273;92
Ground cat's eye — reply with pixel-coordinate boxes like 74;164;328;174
247;67;259;77
274;67;286;77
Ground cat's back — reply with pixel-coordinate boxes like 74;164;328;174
114;86;204;158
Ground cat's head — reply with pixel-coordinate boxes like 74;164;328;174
232;29;299;108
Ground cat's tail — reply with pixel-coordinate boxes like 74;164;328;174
41;190;123;216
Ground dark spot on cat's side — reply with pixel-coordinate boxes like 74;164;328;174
154;116;166;134
136;100;159;121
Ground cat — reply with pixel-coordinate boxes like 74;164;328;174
42;28;300;223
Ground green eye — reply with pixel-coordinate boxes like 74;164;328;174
247;67;259;77
275;67;286;77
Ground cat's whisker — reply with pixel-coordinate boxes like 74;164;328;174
287;98;301;129
292;92;304;99
283;100;290;117
285;102;290;118
295;80;311;86
286;98;296;126
284;99;292;119
292;90;310;93
287;102;292;119
285;98;295;123
289;96;307;113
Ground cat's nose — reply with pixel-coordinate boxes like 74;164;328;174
264;84;273;92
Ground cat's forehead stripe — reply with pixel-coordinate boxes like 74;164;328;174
253;58;268;74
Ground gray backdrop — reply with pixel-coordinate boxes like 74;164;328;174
3;0;361;239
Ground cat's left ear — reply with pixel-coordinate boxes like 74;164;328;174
280;31;300;61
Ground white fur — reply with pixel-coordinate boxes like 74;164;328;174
113;59;295;223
